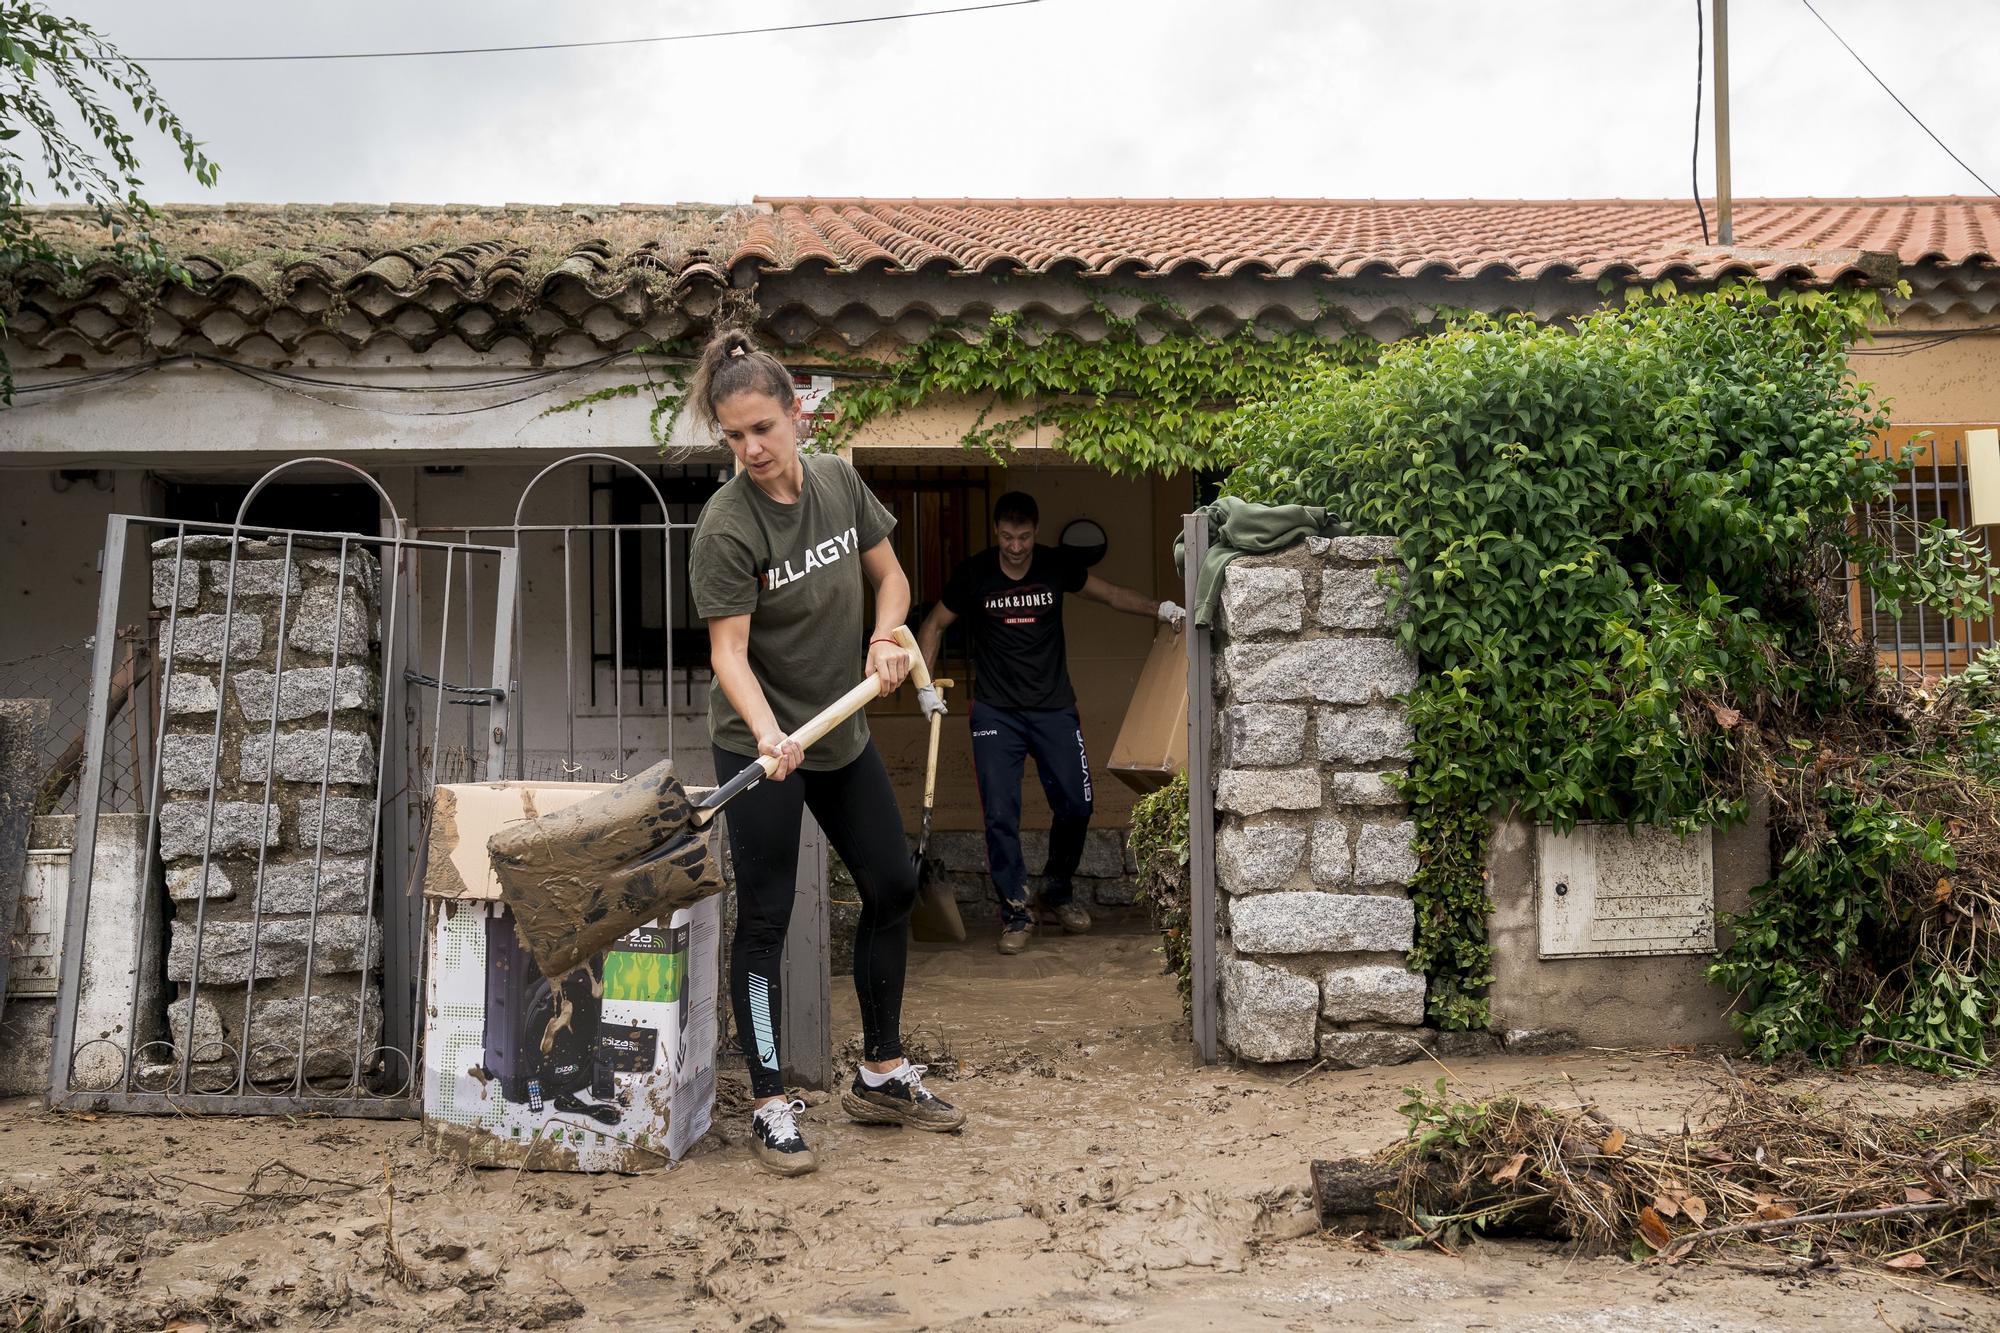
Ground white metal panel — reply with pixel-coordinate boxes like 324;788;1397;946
1536;823;1715;958
7;847;68;998
1967;428;2000;529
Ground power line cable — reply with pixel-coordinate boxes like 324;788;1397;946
133;1;1043;63
1692;0;1710;245
1798;0;1998;196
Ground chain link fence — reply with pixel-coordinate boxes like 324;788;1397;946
0;628;151;818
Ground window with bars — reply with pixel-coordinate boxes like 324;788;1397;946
1858;461;1998;669
589;464;726;709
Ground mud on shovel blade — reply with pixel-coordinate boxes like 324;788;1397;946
485;759;725;980
489;629;916;979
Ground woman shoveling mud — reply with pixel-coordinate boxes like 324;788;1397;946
688;328;965;1176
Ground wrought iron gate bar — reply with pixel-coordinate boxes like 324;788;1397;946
49;488;516;1117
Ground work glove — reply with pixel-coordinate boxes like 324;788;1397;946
917;683;947;719
1157;600;1187;630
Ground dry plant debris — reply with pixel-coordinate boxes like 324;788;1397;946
1321;1065;2000;1286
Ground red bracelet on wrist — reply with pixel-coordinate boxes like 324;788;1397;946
868;636;899;648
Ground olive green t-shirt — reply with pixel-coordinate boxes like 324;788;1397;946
690;454;896;770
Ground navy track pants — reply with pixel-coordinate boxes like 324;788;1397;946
969;701;1094;929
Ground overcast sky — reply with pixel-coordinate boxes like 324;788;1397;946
48;0;2000;205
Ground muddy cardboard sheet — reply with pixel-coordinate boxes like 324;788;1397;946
421;780;719;1173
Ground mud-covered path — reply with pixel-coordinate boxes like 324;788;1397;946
5;928;1997;1330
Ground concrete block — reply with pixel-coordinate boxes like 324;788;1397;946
231;665;377;722
246;986;383;1079
1221;703;1307;767
163;613;263;666
163;673;221;718
239;730;377;786
1224;639;1417;705
1019;828;1126;880
305;551;383;600
1436;1030;1503;1058
167;994;228;1058
1230;892;1414;954
1502;1028;1579;1055
287;588;373;658
1217;822;1307;894
159;733;227;792
1330;771;1404;808
1327;536;1399;566
1318;1029;1430;1069
255;857;372;914
1085;875;1142;907
1220;565;1304;636
152;558;201;610
159;801;280;860
167;861;238;902
1320;963;1428;1025
1310;820;1351;887
1317;706;1413;764
1219;956;1319;1063
205;559;301;601
166;914;380;984
1354;821;1419;887
1216;768;1320;815
296;797;378;855
924;830;990;875
1319;567;1403;630
149;534;237;558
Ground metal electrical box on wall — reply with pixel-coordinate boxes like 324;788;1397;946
1535;823;1715;958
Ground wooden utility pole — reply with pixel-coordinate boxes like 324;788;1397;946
1713;0;1733;244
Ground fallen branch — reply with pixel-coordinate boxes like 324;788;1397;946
1658;1199;1984;1261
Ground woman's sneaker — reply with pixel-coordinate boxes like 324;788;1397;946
840;1062;966;1132
750;1098;818;1176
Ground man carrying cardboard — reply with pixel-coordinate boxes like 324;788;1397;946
917;492;1185;954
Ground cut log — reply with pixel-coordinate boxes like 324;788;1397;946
1309;1156;1566;1237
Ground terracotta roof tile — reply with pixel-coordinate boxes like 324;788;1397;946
747;196;2000;283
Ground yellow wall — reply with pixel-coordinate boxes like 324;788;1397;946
1860;330;2000;426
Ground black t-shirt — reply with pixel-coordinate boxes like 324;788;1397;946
942;545;1090;710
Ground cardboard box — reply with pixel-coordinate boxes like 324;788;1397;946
421;780;718;1173
1107;623;1188;794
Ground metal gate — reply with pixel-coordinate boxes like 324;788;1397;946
47;459;517;1115
421;453;832;1089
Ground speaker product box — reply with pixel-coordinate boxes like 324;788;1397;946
421;780;718;1173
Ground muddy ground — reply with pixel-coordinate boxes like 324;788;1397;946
4;925;1998;1331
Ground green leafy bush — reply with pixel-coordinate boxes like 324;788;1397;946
1130;773;1192;1016
1223;283;1997;1052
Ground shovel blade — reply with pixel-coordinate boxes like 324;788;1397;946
489;758;726;978
909;858;966;943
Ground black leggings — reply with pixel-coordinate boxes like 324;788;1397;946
713;740;916;1099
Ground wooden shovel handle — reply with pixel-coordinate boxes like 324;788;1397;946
693;626;926;825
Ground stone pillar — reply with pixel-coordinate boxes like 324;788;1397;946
150;536;384;1085
1211;537;1429;1067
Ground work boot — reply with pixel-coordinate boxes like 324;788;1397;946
750;1097;817;1177
998;921;1032;955
1050;901;1092;934
841;1061;966;1132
